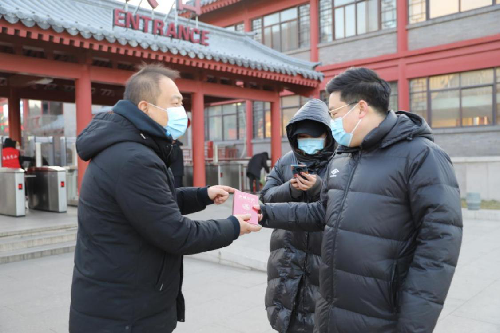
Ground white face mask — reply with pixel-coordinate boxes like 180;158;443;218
148;103;188;139
329;103;361;147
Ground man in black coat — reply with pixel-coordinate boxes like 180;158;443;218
260;99;335;333
247;151;270;192
69;64;261;333
255;67;463;333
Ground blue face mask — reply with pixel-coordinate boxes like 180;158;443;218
297;138;325;155
148;103;188;139
330;103;361;147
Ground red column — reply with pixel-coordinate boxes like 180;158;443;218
7;87;21;143
243;7;251;32
76;62;93;192
245;101;253;157
310;0;319;63
244;14;254;159
192;91;206;187
398;61;410;111
270;98;281;167
397;0;409;111
311;88;321;99
397;0;408;54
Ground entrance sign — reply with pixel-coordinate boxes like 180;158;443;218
113;8;210;46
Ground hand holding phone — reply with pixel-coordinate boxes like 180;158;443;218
291;164;309;179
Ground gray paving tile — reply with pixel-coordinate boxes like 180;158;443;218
452;280;500;326
434;315;500;333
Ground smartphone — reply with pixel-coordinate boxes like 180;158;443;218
291;164;309;179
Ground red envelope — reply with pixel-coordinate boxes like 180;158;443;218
232;190;259;225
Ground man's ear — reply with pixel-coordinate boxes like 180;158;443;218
138;101;148;114
358;100;369;119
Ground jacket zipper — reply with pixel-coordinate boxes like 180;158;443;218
328;151;362;331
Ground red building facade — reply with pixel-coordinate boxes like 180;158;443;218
189;0;500;158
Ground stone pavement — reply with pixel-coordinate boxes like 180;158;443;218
1;199;500;332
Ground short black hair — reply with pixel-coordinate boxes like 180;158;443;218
3;138;16;148
124;63;180;106
326;67;391;115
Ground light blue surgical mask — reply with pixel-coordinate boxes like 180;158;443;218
330;103;361;147
148;103;188;139
297;138;325;155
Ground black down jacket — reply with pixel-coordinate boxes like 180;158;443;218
247;152;270;178
261;111;463;333
70;100;239;333
260;99;335;333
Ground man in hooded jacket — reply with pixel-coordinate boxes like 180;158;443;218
255;67;463;333
261;99;335;333
69;64;261;333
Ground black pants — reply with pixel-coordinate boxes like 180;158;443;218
248;175;260;193
174;176;183;188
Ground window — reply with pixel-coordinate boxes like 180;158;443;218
252;18;263;43
319;0;396;43
409;0;496;24
409;68;500;128
389;82;398;111
205;103;245;141
252;5;310;52
226;23;244;32
281;95;311;137
253;101;271;139
497;68;500;124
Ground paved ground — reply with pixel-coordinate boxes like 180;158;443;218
1;201;500;332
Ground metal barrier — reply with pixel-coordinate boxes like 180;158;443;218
0;138;3;168
64;166;78;206
26;166;67;213
60;137;78;206
218;163;242;189
0;168;25;217
175;160;262;193
59;137;77;167
25;136;56;167
205;164;219;186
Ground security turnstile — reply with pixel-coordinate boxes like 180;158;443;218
63;166;78;206
0;168;26;217
26;166;67;213
60;137;78;206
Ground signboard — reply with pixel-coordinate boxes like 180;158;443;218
113;8;210;46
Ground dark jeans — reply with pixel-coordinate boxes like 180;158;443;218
174;176;183;188
248;175;260;193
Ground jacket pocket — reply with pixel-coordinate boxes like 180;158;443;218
155;253;167;291
390;261;400;313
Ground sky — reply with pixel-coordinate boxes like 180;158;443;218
116;0;181;15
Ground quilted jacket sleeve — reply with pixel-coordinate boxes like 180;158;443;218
260;176;328;232
260;158;302;203
115;153;238;256
397;145;463;332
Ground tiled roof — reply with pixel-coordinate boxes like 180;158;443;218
0;0;322;81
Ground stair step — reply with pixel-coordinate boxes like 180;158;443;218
0;241;76;264
0;230;77;252
0;223;77;238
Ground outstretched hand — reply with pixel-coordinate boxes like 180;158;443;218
208;185;236;205
234;214;262;235
253;205;264;222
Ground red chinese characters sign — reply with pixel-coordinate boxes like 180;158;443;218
113;8;210;46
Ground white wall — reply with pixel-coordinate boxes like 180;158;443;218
452;157;500;201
